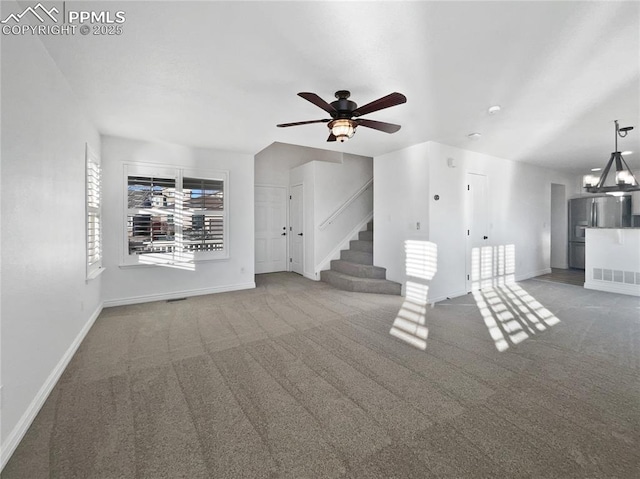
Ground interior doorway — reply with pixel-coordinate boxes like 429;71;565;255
255;185;287;274
465;172;489;292
290;184;304;275
550;183;568;269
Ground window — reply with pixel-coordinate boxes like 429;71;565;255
127;175;176;255
86;145;103;278
124;165;228;265
182;177;225;252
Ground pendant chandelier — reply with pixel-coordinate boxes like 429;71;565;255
583;120;639;195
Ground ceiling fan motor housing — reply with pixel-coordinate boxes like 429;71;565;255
330;91;357;118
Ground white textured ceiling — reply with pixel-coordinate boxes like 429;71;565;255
38;1;640;173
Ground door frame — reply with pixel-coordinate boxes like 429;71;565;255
289;183;304;275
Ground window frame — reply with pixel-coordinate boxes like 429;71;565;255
86;144;104;279
122;163;229;266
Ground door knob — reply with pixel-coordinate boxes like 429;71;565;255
483;236;488;240
298;233;303;236
281;232;286;236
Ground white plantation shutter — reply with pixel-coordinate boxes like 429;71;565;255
86;147;102;277
127;175;177;255
182;177;225;252
123;166;228;265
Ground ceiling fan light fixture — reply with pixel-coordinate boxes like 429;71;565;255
277;90;405;142
329;119;355;142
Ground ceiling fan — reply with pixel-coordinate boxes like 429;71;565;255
277;90;407;143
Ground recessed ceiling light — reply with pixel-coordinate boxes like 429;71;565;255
488;105;501;115
622;150;633;155
591;167;602;172
468;132;482;140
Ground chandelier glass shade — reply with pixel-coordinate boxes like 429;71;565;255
584;120;639;195
329;119;356;143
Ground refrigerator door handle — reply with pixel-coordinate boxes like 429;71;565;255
590;199;595;227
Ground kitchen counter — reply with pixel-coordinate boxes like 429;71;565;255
585;228;640;296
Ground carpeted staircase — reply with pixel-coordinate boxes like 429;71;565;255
321;221;401;295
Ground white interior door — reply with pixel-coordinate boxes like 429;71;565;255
466;173;489;291
290;184;304;275
255;185;287;274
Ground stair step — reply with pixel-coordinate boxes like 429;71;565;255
358;230;373;241
350;240;373;253
367;221;374;231
320;271;401;295
330;260;387;279
340;249;373;265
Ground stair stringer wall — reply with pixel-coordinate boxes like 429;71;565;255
291;154;374;281
316;212;373;278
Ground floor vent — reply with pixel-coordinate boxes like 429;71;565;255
594;268;640;285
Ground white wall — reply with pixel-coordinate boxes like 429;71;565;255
290;156;373;280
101;136;255;305
313;155;373;275
374;143;431;291
375;141;577;302
255;141;343;187
257;142;373;278
1;17;102;466
585;228;640;296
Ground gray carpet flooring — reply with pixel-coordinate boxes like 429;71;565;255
533;268;586;287
3;272;640;478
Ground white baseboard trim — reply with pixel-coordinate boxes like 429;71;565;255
315;212;373;276
303;271;319;281
427;269;552;304
517;268;552;281
429;290;468;304
1;302;103;471
103;282;256;307
584;281;640;297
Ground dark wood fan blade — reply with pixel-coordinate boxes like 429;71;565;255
352;92;407;117
355;119;401;133
277;119;330;127
327;133;337;142
298;92;337;115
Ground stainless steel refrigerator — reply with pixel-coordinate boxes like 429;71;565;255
568;195;632;269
